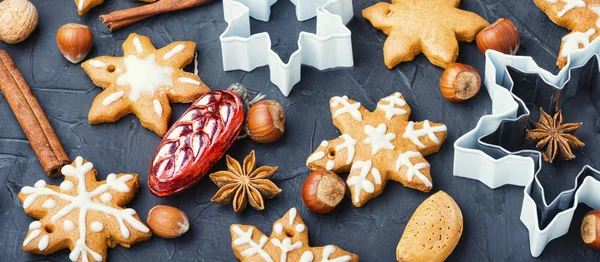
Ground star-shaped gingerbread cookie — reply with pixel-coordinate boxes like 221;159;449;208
18;156;152;262
230;207;359;262
82;33;210;136
74;0;103;15
363;0;489;68
306;93;448;207
533;0;600;68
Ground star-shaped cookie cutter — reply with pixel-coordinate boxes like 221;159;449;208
454;41;600;257
219;0;354;97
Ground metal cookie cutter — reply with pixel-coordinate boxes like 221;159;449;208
220;0;354;97
454;43;600;257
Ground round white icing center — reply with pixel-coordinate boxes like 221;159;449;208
90;221;104;232
64;219;75;232
116;54;173;102
100;192;113;203
42;199;56;209
60;181;74;192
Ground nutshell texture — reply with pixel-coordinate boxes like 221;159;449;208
0;0;599;261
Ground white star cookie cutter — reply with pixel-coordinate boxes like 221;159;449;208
220;0;354;97
453;39;600;257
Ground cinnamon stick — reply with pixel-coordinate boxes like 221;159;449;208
100;0;217;32
0;51;70;177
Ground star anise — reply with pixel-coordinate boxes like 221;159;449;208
209;150;281;213
526;108;585;163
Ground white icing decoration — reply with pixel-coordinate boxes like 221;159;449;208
232;226;273;262
395;151;432;187
320;141;329;147
306;152;325;164
363;124;396;154
23;229;41;246
274;222;283;234
64;220;75;232
117;54;174;102
178;77;201;85
402;120;447;148
336;134;357;165
299;251;314;262
29;221;41;230
78;0;84;10
153;99;162;117
38;235;49;250
289;208;297;225
271;238;303;262
557;0;586;17
88;60;106;68
331;96;362;121
561;29;596;57
42;199;56;209
326;160;335;171
163;44;185;60
100;192;112;203
590;5;600;28
321;245;352;262
377;92;407;120
60;181;74;192
371;167;382;185
20;156;149;262
133;37;143;53
347;160;377;203
91;221;104;232
295;224;305;233
102;91;125;106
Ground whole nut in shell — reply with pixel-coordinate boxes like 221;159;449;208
147;205;190;239
476;18;520;55
0;0;38;44
57;23;94;64
301;170;346;214
440;63;481;103
581;210;600;249
246;100;285;143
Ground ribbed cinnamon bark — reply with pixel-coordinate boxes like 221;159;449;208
0;50;70;177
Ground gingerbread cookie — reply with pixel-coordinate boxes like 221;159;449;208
18;157;152;261
74;0;103;15
306;93;447;207
363;0;489;69
396;191;463;262
82;33;210;136
230;207;359;262
533;0;600;68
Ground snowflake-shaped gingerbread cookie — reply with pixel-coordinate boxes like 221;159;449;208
18;157;152;262
307;93;448;207
82;33;210;136
230;207;359;262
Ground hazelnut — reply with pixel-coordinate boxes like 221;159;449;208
476;18;520;55
301;170;346;214
0;0;38;44
246;100;285;143
582;210;600;249
440;63;481;103
147;205;189;239
56;23;93;64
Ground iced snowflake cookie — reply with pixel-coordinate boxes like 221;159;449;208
306;93;448;207
230;207;359;262
82;33;210;136
18;157;152;262
533;0;600;68
362;0;489;69
396;191;463;262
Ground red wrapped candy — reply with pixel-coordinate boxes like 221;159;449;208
149;90;244;197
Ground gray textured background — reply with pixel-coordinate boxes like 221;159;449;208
0;0;599;261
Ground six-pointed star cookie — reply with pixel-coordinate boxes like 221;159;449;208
82;33;210;136
74;0;103;15
230;207;359;262
362;0;489;69
533;0;600;68
306;93;448;207
18;157;152;262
